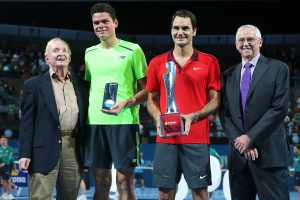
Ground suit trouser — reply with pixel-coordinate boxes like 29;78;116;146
229;161;289;200
29;136;82;200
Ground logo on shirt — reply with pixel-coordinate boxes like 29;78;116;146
193;67;202;70
200;175;207;179
119;55;126;59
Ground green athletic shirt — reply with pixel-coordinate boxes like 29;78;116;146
0;145;14;165
84;40;147;125
294;154;300;172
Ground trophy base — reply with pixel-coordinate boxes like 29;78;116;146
160;113;184;137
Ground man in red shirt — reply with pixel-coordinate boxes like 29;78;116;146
146;9;220;200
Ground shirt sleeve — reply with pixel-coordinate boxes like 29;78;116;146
146;57;160;92
132;45;147;80
84;55;91;82
207;56;221;91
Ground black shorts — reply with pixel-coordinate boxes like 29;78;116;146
85;124;140;170
295;172;300;186
153;143;211;189
1;164;12;180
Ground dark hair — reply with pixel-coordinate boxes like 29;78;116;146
295;144;300;149
90;3;117;21
171;9;197;30
0;135;8;139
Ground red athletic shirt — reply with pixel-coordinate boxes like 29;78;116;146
146;49;221;144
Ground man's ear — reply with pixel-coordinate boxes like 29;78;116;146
193;28;197;36
114;19;119;28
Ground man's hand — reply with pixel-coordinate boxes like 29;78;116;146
243;147;258;160
154;114;164;138
101;100;128;116
18;158;31;172
181;112;197;136
234;134;252;154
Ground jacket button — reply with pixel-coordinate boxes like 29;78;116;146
58;140;62;144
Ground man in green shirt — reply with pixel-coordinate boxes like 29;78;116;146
292;144;300;200
84;3;147;200
0;135;15;199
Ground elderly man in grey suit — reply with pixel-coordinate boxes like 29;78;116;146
18;38;87;200
220;25;290;200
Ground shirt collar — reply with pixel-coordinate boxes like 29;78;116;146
50;68;72;82
242;53;260;68
167;48;199;62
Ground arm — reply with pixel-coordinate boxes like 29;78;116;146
18;80;35;171
236;63;289;151
248;63;289;146
126;76;148;107
219;71;258;159
147;91;163;137
102;77;148;115
0;157;4;168
219;72;241;144
103;45;148;115
9;147;15;167
182;89;220;135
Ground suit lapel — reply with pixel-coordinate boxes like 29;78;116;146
247;55;269;97
227;63;245;131
39;72;59;122
231;63;242;116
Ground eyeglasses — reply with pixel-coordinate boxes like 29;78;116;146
236;37;260;45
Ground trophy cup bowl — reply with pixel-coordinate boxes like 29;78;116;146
160;61;184;137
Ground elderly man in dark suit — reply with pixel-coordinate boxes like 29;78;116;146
220;25;290;200
18;37;87;200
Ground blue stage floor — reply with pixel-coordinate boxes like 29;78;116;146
6;187;299;200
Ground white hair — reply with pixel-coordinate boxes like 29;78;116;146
44;37;71;56
236;24;262;40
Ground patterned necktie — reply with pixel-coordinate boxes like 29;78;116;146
240;62;252;117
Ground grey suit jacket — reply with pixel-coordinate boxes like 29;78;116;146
220;55;290;170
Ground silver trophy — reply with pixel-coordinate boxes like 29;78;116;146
102;82;118;110
160;61;184;137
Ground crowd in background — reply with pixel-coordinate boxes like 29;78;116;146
0;39;300;142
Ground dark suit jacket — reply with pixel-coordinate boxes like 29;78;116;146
220;55;290;170
19;69;87;174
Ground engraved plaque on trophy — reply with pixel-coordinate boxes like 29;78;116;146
102;82;118;110
160;61;184;137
